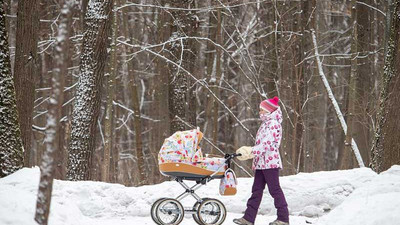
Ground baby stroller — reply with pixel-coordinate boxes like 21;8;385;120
151;129;240;225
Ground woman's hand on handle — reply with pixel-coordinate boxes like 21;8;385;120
235;146;254;160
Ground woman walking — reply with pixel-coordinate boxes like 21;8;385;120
233;96;289;225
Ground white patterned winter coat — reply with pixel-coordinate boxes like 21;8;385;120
251;107;283;170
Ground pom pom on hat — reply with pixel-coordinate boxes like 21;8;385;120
260;96;279;112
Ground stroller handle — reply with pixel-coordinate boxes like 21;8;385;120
224;153;241;169
224;153;242;160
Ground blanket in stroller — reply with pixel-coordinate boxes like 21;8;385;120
158;129;226;177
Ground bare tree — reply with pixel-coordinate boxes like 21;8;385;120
341;0;359;170
53;0;75;180
67;0;114;181
121;0;145;184
371;0;400;173
152;0;172;183
0;2;24;178
34;0;71;221
204;2;218;150
311;29;365;168
354;0;375;167
102;0;117;183
13;0;40;166
167;0;199;134
211;6;223;146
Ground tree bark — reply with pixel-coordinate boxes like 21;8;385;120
371;0;400;173
354;0;374;167
205;6;222;152
291;0;314;173
53;0;75;181
212;7;222;145
119;0;145;185
341;0;358;170
152;0;171;183
0;3;24;178
13;0;40;166
101;0;117;183
168;0;198;134
304;0;327;173
67;0;114;181
204;1;217;150
34;1;69;222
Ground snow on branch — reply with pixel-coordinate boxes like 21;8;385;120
356;1;386;17
118;36;263;98
112;100;160;122
311;29;365;168
217;1;263;95
115;1;298;12
141;47;255;140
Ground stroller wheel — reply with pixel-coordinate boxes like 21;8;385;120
151;198;166;224
155;198;185;225
196;198;226;225
192;201;202;224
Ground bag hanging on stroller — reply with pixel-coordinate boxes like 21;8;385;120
151;128;241;225
219;168;237;196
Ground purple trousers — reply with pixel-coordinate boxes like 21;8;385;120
243;169;289;223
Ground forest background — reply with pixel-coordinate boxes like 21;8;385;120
1;0;400;189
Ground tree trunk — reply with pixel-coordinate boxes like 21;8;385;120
0;3;24;178
53;0;75;180
204;6;222;152
291;0;314;173
168;0;198;134
101;0;117;183
354;0;374;167
212;7;222;145
81;0;89;23
311;29;365;168
304;0;327;173
119;0;146;185
371;0;400;173
34;1;68;222
13;0;40;166
152;0;171;183
341;0;358;170
67;0;114;181
384;0;394;57
203;0;217;153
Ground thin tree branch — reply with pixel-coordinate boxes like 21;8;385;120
175;115;253;177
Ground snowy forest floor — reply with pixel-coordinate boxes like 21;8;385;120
1;166;400;225
87;213;317;225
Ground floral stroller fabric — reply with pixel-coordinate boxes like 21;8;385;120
158;129;227;178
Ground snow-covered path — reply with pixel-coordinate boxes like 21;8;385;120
91;214;318;225
1;166;400;225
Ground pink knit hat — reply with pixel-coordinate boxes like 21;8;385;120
260;96;279;113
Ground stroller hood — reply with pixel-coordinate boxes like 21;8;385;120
159;129;204;164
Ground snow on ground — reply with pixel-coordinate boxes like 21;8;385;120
89;213;318;225
0;166;399;225
317;165;400;225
